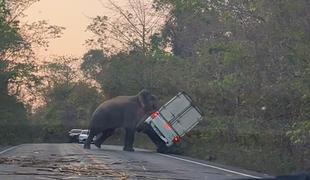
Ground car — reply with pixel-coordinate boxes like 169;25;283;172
68;129;82;143
79;129;95;144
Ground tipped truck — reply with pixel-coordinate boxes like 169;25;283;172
138;92;203;153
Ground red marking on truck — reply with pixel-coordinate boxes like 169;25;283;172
151;111;159;119
163;122;172;130
172;136;180;143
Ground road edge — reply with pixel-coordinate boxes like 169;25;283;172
0;145;21;155
158;153;265;179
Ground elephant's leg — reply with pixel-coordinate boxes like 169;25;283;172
94;129;115;148
123;128;135;152
84;129;96;149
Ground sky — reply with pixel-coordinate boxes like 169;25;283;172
25;0;126;58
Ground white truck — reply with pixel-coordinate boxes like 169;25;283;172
138;92;203;153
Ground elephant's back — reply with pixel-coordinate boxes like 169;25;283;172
90;96;135;129
94;96;133;112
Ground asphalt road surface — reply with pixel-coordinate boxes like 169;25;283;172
0;144;270;180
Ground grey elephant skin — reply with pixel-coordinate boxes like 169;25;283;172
84;89;158;151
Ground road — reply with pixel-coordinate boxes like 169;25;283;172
0;144;270;180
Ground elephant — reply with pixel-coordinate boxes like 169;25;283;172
83;89;158;151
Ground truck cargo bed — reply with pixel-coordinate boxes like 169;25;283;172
139;92;203;150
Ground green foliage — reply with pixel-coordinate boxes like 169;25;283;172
81;49;108;79
0;0;23;94
0;0;22;52
80;0;310;174
0;0;65;144
32;80;103;142
287;121;310;146
1;0;309;175
0;0;28;145
38;82;102;126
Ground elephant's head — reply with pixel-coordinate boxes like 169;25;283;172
138;89;158;113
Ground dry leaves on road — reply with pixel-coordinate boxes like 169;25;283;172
0;154;129;179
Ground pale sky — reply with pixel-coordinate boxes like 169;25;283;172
25;0;126;58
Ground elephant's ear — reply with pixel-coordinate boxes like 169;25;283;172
138;95;146;109
137;89;150;109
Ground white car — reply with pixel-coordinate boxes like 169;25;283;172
78;130;90;143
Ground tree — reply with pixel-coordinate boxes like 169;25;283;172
42;56;79;85
0;0;33;144
0;0;64;144
32;80;103;142
0;0;64;111
81;49;108;80
34;57;103;142
86;0;168;55
80;0;310;173
152;0;310;173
